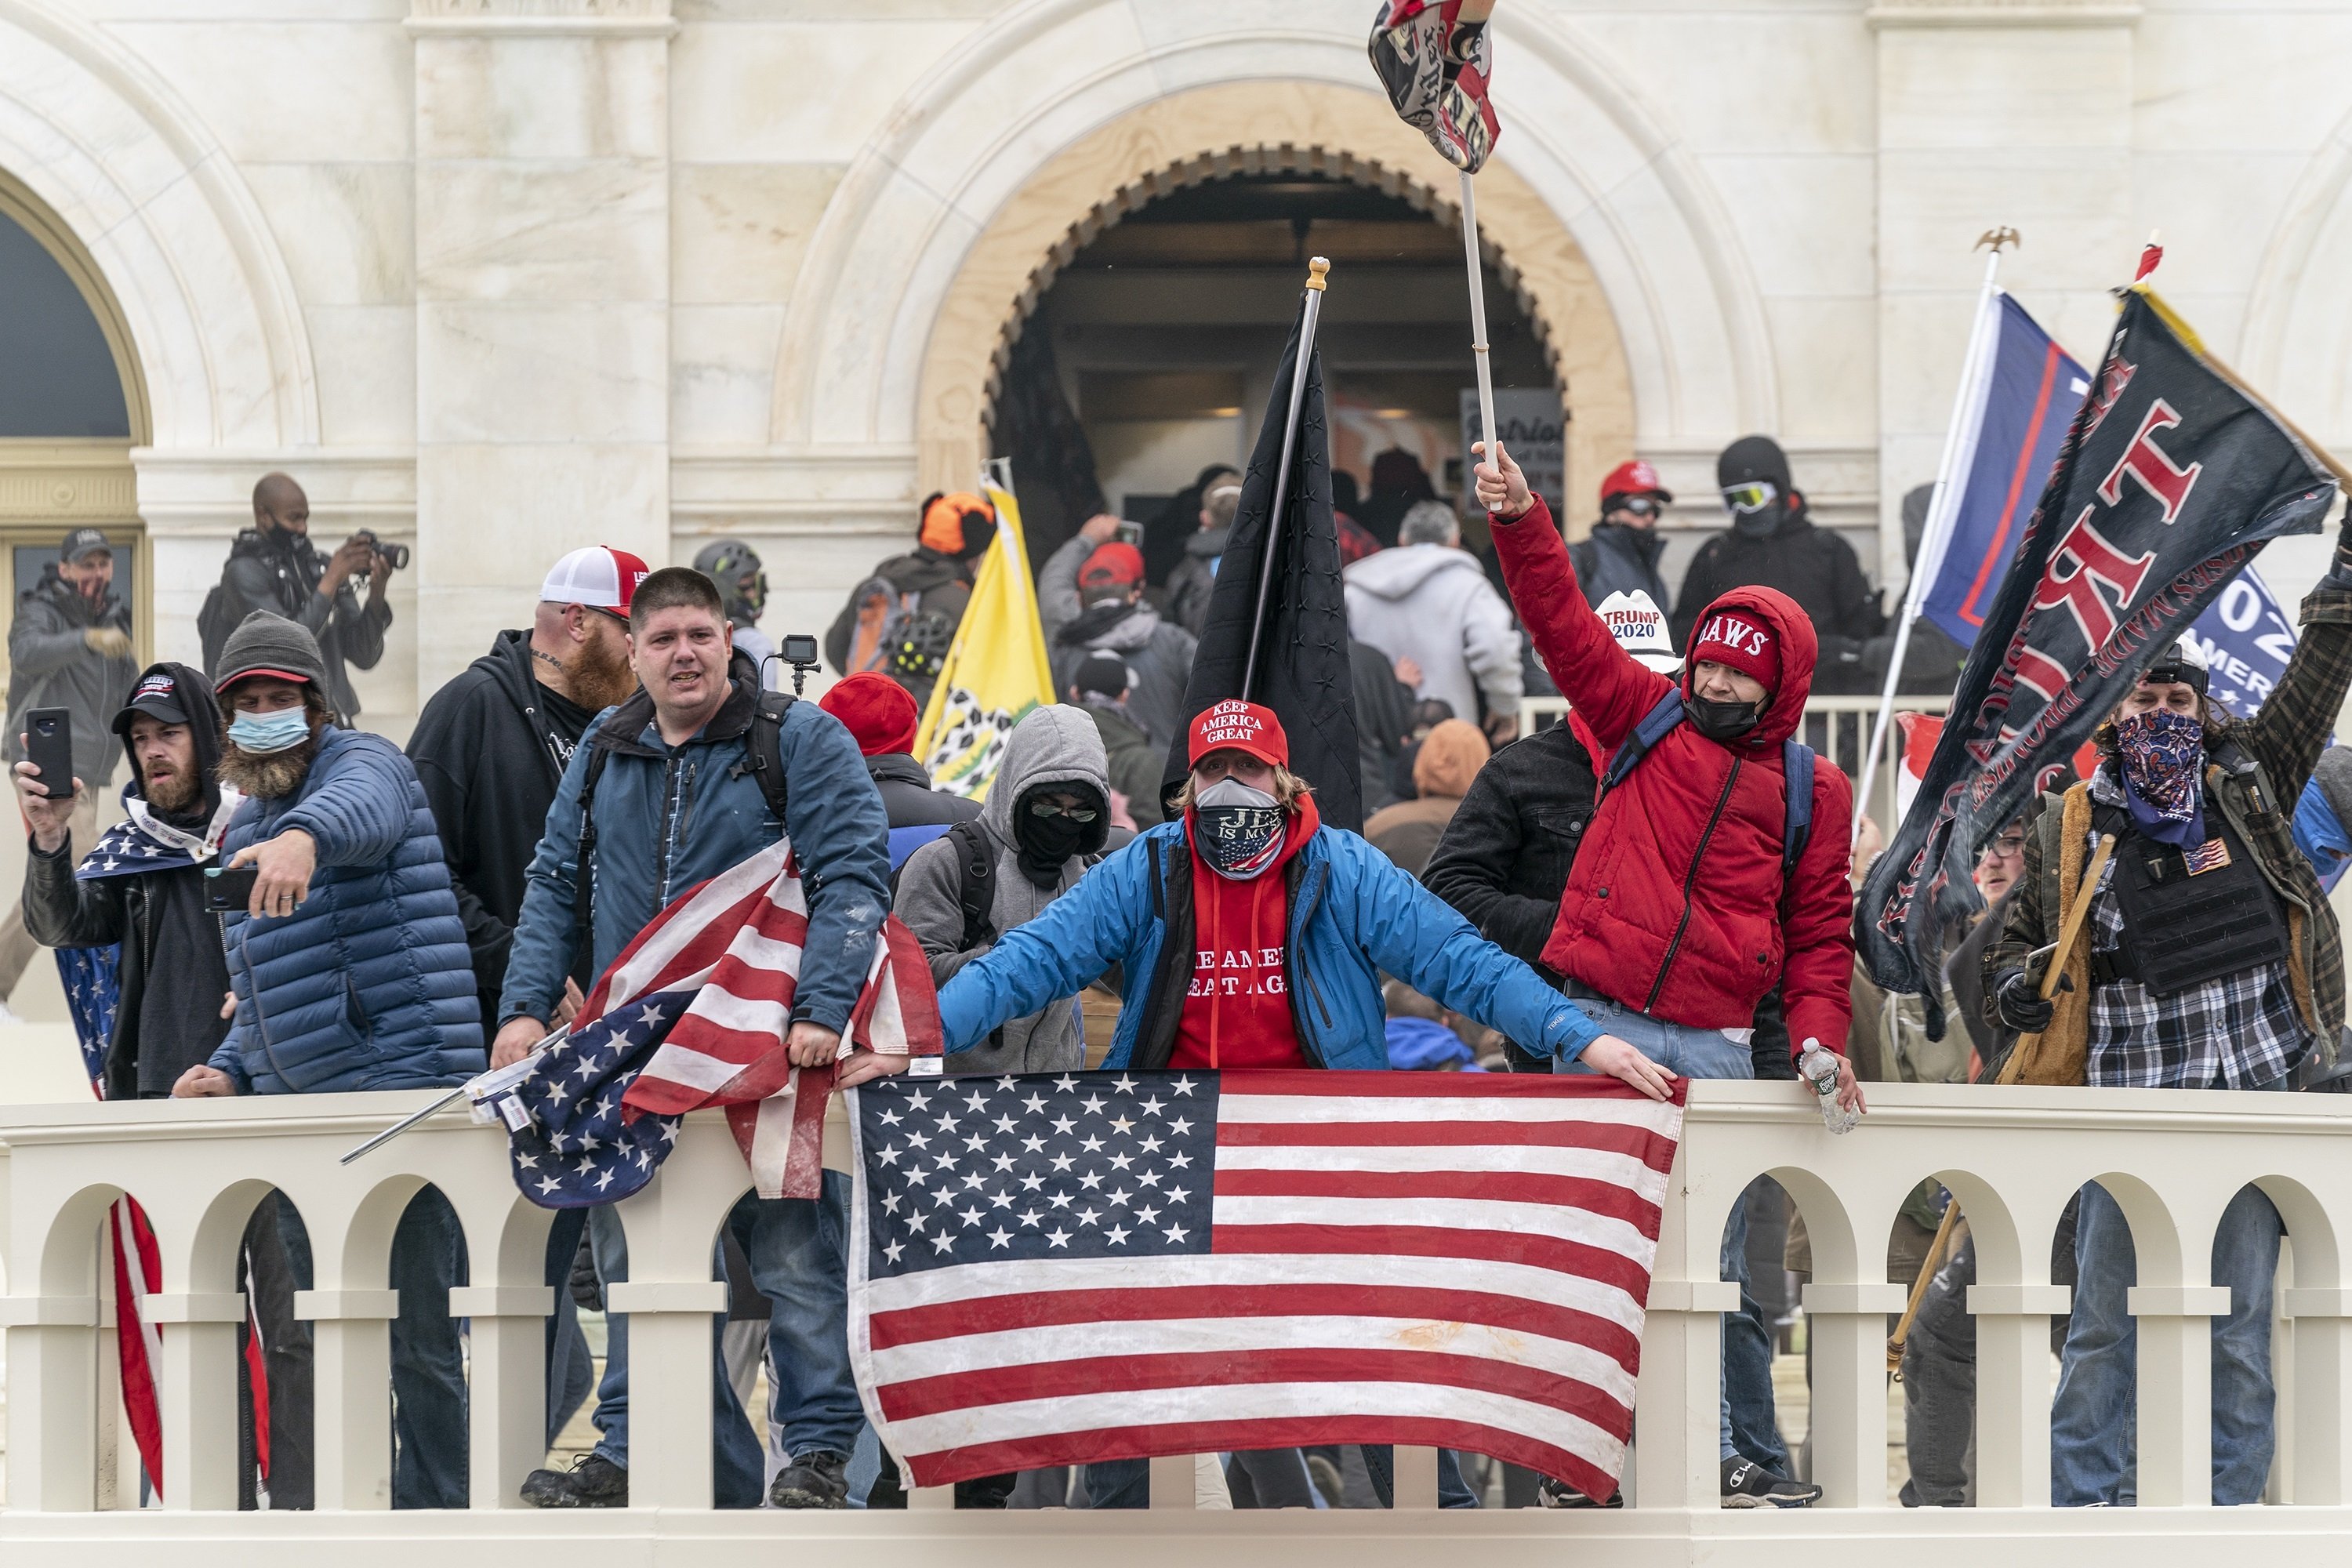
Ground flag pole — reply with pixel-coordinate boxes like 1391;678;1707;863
1242;256;1330;699
1853;231;2015;844
1459;172;1497;463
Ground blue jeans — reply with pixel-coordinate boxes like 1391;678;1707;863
1556;991;1781;1470
387;1186;470;1508
2050;1178;2284;1506
588;1176;862;1506
1083;1448;1475;1508
543;1207;593;1447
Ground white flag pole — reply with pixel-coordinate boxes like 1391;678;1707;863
1853;232;2015;845
1459;171;1497;463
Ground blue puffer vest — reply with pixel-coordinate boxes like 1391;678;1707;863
209;728;485;1094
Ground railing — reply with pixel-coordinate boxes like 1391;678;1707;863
1519;694;1953;830
6;1080;2352;1562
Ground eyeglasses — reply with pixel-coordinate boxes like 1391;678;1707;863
1721;481;1778;515
1028;800;1098;823
1986;834;2026;858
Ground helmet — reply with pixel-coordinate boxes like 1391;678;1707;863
691;539;768;622
1599;459;1672;512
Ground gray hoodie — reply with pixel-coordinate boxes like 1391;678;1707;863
893;704;1110;1073
1343;543;1523;728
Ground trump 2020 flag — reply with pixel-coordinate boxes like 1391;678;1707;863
1915;294;2092;651
1858;288;2337;1033
847;1069;1686;1504
914;471;1058;802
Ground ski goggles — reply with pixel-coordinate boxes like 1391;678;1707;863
1609;495;1664;520
1720;480;1779;515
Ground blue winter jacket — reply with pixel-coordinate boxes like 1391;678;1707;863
499;679;890;1035
938;818;1602;1069
209;728;485;1094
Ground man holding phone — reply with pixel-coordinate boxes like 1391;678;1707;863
1035;512;1197;750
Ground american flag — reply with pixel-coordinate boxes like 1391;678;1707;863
848;1068;1686;1502
504;837;942;1207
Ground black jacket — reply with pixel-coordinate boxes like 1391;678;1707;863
867;750;981;829
22;660;229;1098
1671;508;1886;691
1352;637;1415;814
405;630;588;1019
216;527;390;723
1568;522;1671;610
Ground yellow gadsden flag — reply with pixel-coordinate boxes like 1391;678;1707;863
912;476;1056;800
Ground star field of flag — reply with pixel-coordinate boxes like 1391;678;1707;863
506;989;686;1208
855;1071;1216;1275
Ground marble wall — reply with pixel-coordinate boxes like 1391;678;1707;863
8;0;2352;730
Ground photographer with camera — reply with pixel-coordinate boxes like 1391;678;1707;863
201;472;395;727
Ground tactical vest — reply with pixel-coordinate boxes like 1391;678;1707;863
2089;802;2290;996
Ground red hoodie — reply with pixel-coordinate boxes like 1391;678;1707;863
1490;495;1857;1057
1171;793;1321;1071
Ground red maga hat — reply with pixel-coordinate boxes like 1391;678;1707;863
1188;699;1288;769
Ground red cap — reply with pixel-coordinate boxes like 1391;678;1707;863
1599;459;1671;508
1079;542;1145;590
542;546;652;620
818;671;920;758
1188;699;1288;770
1690;607;1781;695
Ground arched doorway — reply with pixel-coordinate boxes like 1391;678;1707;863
0;172;150;667
978;153;1569;576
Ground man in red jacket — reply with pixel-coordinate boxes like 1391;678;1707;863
1477;440;1864;1508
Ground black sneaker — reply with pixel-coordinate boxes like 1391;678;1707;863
519;1453;628;1508
1720;1457;1820;1508
769;1450;851;1509
1537;1475;1621;1508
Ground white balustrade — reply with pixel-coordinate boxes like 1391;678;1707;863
3;1079;2352;1564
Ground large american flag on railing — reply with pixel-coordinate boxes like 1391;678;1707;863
847;1069;1686;1502
503;837;942;1206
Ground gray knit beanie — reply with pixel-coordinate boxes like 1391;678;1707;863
213;610;328;694
2314;746;2352;837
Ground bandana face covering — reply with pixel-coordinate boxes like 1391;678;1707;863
1193;777;1286;880
2116;707;2205;845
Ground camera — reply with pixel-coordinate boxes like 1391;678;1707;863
782;634;819;666
352;529;409;572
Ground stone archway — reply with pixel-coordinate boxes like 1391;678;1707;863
908;93;1635;514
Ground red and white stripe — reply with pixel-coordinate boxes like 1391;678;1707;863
851;1072;1683;1503
109;1196;165;1497
601;838;942;1198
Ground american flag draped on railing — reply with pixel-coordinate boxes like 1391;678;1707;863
847;1069;1686;1503
502;837;942;1207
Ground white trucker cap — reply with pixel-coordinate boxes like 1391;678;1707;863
540;546;652;619
1594;590;1683;674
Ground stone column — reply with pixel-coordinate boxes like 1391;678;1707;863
1870;0;2141;589
408;0;676;693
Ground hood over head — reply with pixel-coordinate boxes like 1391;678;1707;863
983;704;1112;852
1680;585;1818;748
1411;718;1490;799
114;660;224;822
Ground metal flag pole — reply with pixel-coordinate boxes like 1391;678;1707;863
339;1023;567;1163
1853;229;2016;844
1241;256;1330;699
1459;172;1497;463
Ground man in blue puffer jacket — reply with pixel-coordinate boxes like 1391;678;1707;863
173;608;482;1508
496;567;891;1512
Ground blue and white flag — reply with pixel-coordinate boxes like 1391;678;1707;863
2181;566;2296;716
1914;293;2092;650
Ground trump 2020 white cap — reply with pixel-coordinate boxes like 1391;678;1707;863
540;546;652;619
1594;590;1682;674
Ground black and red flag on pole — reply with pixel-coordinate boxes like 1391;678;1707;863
1160;305;1363;831
1856;288;2339;1034
1368;1;1499;173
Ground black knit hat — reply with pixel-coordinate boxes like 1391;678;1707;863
213;610;327;694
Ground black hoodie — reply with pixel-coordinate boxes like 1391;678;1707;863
21;660;230;1098
406;630;603;1018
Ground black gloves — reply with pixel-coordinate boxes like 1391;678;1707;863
1994;969;2054;1033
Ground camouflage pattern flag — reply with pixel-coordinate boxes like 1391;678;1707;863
1856;287;2338;1036
1368;0;1499;174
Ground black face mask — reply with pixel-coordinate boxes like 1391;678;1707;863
1688;695;1765;742
1013;789;1102;887
1731;502;1785;542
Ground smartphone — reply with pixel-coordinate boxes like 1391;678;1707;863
203;863;260;913
1115;520;1144;548
23;707;74;800
781;633;819;666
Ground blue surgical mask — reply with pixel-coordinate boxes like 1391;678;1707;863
228;708;311;754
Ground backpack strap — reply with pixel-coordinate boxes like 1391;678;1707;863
1598;690;1688;796
946;818;996;949
571;746;610;992
742;690;797;824
1780;739;1815;876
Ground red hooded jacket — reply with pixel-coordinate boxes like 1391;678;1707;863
1490;495;1856;1057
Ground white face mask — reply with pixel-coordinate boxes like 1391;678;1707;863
1194;776;1284;880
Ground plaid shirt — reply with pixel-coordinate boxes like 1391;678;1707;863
2082;779;2309;1089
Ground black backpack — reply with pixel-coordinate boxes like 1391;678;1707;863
568;689;797;985
198;583;235;677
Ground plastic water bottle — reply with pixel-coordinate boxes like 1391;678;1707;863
1798;1041;1859;1135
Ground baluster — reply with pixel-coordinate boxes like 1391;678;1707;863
145;1290;245;1508
1801;1283;1906;1506
604;1279;728;1508
1630;1279;1735;1508
1149;1451;1195;1509
1965;1284;2069;1507
1392;1446;1441;1508
297;1288;400;1508
2128;1284;2227;1506
452;1284;554;1509
0;1295;100;1510
2283;1288;2352;1504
